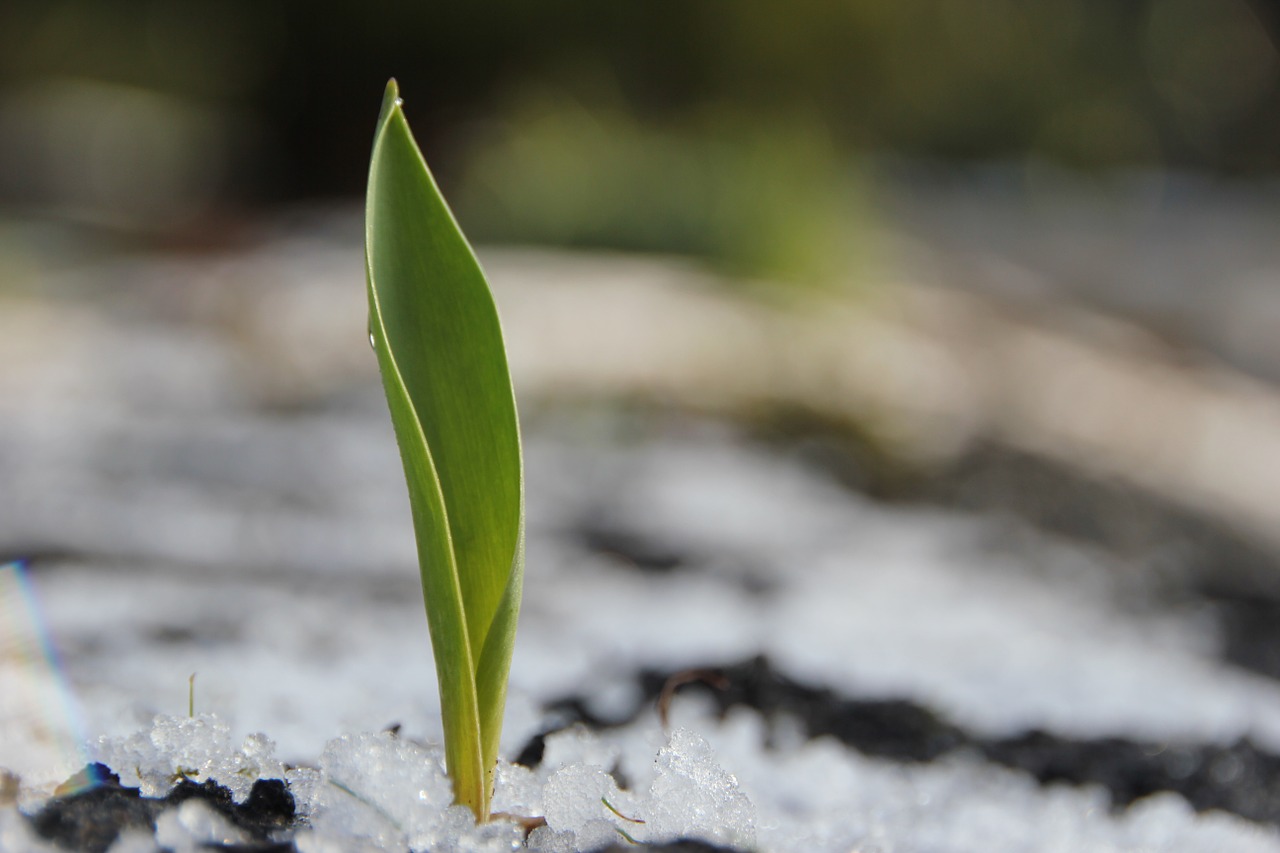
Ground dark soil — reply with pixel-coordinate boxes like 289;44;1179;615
591;842;745;853
28;764;296;853
533;655;1280;831
575;515;690;574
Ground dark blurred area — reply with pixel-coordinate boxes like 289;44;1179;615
1;0;1279;271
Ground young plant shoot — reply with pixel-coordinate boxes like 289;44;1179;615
365;79;525;822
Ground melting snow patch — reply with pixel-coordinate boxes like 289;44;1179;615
91;714;285;803
645;727;755;847
14;708;1279;852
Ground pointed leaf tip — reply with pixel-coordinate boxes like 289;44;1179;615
377;79;402;129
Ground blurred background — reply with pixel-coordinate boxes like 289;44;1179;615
1;0;1278;271
2;3;1280;560
3;0;1280;509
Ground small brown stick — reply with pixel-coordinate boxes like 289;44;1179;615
492;812;548;836
0;770;19;807
656;668;730;730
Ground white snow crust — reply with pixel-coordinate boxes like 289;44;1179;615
7;416;1280;851
9;705;1275;853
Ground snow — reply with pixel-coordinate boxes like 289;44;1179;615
7;419;1280;850
645;728;755;847
152;799;248;851
22;703;1278;853
5;277;1280;850
91;715;285;803
73;713;757;852
523;432;1280;748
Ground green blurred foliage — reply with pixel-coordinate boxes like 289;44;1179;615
0;0;1277;273
3;0;1277;180
453;94;869;285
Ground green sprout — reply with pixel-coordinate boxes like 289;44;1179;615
365;79;525;822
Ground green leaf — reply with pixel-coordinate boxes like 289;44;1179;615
365;79;525;821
